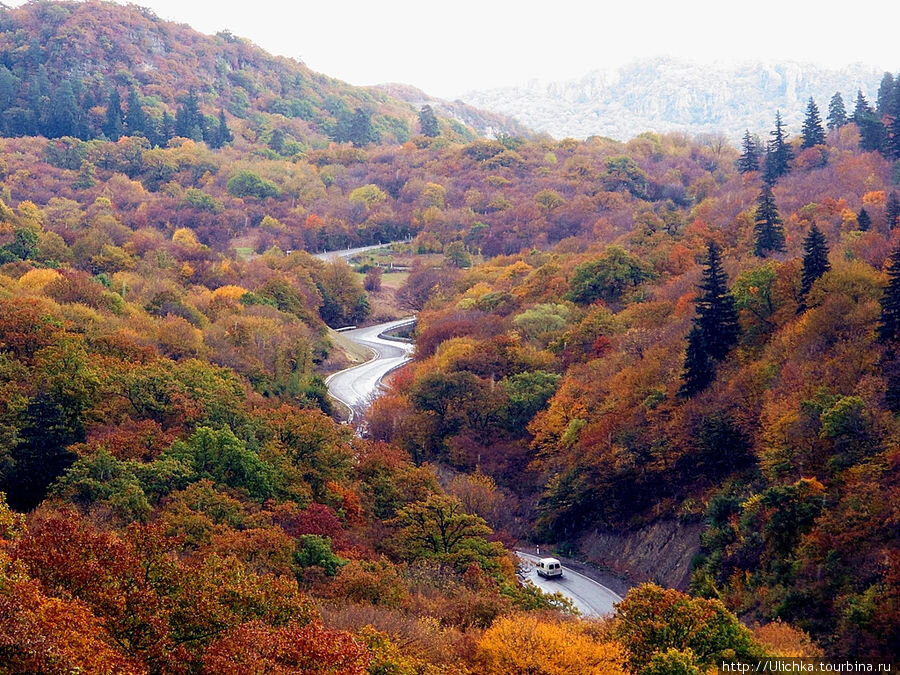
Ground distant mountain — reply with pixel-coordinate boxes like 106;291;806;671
460;58;886;142
374;83;531;140
0;0;486;146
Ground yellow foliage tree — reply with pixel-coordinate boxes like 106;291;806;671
172;227;200;249
17;268;62;292
476;614;627;675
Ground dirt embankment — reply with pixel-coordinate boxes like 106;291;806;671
577;519;704;590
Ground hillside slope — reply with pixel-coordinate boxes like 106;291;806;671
0;0;481;146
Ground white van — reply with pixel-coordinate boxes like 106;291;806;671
536;557;563;578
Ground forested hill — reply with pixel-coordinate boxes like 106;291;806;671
0;0;485;146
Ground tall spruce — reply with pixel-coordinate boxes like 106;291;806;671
876;72;896;116
103;88;124;141
418;104;440;137
679;242;740;397
827;92;848;129
124;86;146;137
801;98;826;148
798;223;830;309
736;130;760;173
886;191;900;230
753;183;786;256
767;111;792;180
878;244;900;342
853;89;886;152
888;89;900;160
857;207;871;231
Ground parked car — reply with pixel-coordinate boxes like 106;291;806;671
536;557;563;578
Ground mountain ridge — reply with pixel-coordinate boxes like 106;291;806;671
460;57;887;141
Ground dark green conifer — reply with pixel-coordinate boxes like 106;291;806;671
878;243;900;342
827;92;848;129
418;104;440;137
736;130;760;173
753;183;786;256
125;86;146;136
103;88;124;141
888;87;900;160
798;223;830;309
857;207;871;232
853;89;886;152
886;191;900;230
218;108;233;144
46;79;80;138
801;98;826;148
767;110;794;180
679;242;740;397
175;89;204;140
348;107;374;147
876;72;896;116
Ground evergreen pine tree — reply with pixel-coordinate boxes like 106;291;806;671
876;72;896;116
886;191;900;230
762;141;779;186
736;130;760;173
888;86;900;160
348;107;374;147
798;223;830;309
418;104;440;137
857;207;871;231
160;111;175;146
753;183;786;256
853;89;886;152
827;92;848;129
125;86;146;137
768;111;792;179
801;97;826;148
175;89;204;140
878;243;900;343
46;79;80;138
218;108;233;144
679;242;740;397
103;88;124;141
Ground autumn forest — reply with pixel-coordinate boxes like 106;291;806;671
0;0;898;672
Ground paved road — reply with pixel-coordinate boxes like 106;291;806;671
313;243;396;261
324;318;416;423
326;321;624;617
517;551;622;617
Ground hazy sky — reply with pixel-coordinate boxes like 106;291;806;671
15;0;900;98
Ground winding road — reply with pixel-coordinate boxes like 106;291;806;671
516;551;622;617
325;317;626;617
313;243;396;261
324;318;416;423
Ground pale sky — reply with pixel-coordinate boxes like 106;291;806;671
11;0;900;98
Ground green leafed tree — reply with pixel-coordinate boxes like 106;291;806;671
566;246;654;306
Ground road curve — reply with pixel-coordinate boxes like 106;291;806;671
325;318;416;422
516;551;622;617
313;243;395;261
